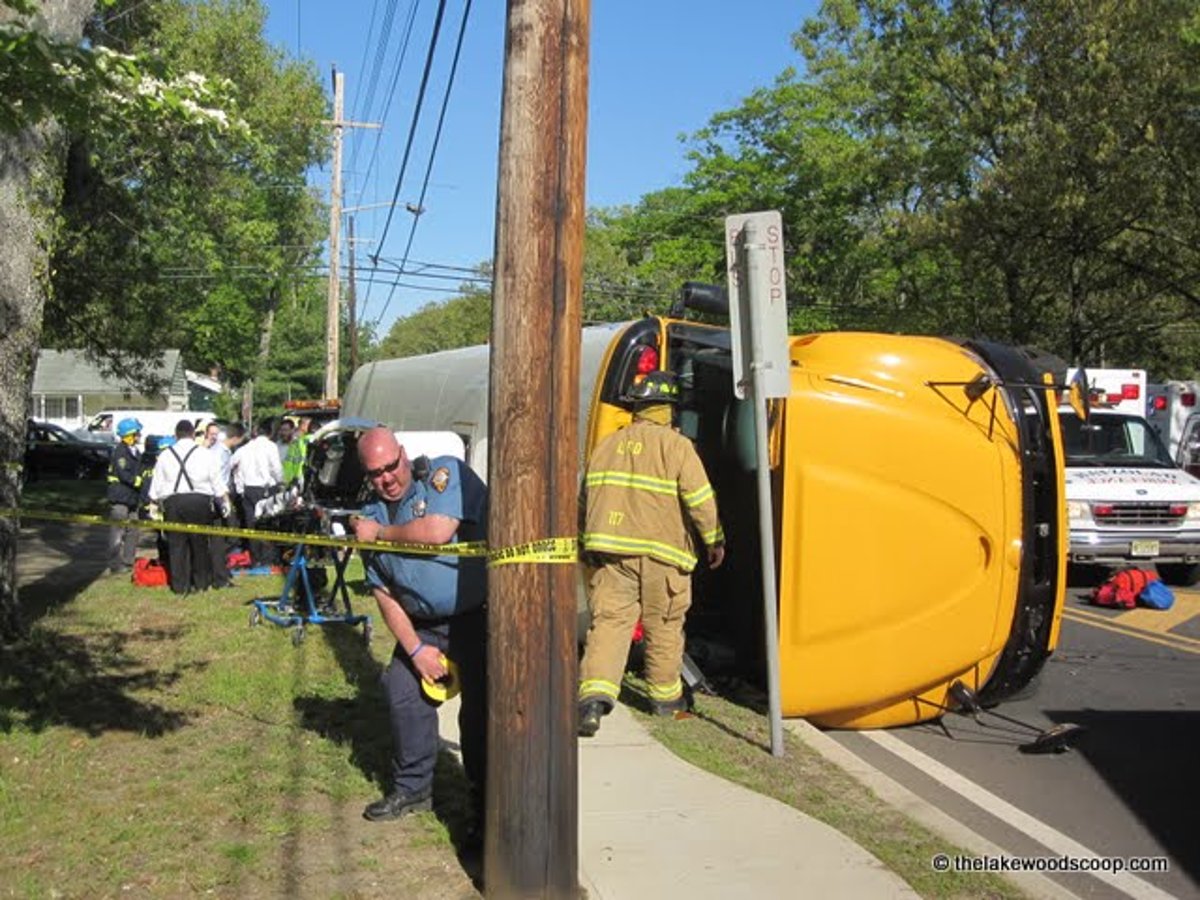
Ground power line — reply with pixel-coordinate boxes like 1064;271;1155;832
371;0;449;260
392;0;473;286
349;0;386;128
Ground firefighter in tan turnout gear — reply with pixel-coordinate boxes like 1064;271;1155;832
577;370;725;738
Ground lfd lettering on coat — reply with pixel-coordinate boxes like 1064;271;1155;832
616;439;643;456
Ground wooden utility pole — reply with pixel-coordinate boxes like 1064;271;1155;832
486;0;590;895
324;69;344;401
347;215;359;374
323;71;379;401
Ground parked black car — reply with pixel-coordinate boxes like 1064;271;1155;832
24;420;111;482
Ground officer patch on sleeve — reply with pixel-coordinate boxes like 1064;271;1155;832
430;466;452;493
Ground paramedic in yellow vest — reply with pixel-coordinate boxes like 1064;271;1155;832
577;370;725;737
279;417;311;488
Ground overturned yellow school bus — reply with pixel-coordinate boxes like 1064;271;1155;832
343;295;1067;729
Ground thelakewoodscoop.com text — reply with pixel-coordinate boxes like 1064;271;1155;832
931;853;1170;874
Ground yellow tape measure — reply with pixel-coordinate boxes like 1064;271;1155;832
421;655;461;703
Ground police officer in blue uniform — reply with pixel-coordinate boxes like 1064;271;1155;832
352;426;488;828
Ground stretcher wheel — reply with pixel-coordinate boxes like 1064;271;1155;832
292;625;306;647
363;621;374;646
249;608;261;627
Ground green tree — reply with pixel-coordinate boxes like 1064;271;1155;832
43;0;328;390
377;279;493;359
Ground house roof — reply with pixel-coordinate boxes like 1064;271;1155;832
32;349;184;395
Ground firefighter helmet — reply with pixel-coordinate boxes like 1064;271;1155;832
116;417;143;438
622;371;679;404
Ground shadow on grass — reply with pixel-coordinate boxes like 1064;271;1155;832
293;623;483;882
0;624;192;736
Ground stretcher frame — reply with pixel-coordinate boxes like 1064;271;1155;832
250;538;373;647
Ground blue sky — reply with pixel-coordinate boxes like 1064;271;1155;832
263;1;819;334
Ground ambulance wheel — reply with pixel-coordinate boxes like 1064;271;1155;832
292;625;306;646
1156;562;1200;587
249;608;261;627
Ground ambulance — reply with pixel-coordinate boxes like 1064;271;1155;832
1145;379;1199;458
1061;369;1200;585
342;286;1070;728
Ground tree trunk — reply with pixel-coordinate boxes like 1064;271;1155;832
242;290;278;425
0;0;94;642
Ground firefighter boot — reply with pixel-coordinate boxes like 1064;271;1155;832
651;695;688;717
578;700;606;738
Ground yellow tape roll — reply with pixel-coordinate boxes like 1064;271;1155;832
421;655;461;703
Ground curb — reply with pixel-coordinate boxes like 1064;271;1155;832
784;718;1081;900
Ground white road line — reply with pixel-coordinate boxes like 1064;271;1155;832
862;730;1176;900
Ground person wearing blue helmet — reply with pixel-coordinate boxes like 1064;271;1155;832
106;417;144;573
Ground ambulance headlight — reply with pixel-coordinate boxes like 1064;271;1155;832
1067;501;1092;523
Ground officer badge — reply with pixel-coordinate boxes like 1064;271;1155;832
412;499;428;518
431;466;452;493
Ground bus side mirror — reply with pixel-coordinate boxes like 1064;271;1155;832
1066;370;1090;422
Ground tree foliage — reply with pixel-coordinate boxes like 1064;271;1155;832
40;0;329;391
377;278;493;359
580;0;1200;375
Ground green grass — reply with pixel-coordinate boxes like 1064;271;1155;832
20;477;107;513
0;566;481;898
634;679;1028;900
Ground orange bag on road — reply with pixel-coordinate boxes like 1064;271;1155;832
1091;567;1157;609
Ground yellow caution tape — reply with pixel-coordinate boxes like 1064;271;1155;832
0;506;487;558
1;508;580;566
487;536;578;566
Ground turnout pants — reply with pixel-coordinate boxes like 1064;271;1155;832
579;554;692;709
163;493;214;594
381;607;487;800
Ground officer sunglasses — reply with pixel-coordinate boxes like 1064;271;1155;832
365;454;402;480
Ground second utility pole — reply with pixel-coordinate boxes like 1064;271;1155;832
324;69;378;400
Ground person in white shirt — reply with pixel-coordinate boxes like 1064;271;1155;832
149;419;230;595
230;419;283;566
201;422;234;587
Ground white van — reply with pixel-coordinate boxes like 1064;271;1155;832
1060;405;1200;585
79;410;219;450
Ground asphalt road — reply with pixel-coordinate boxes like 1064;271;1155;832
828;586;1200;900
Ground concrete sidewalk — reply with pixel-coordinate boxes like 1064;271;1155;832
440;699;916;898
577;703;916;899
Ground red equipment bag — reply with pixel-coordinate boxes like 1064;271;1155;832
132;557;169;588
1091;567;1158;609
226;549;251;570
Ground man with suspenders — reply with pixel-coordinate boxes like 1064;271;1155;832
149;419;230;595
